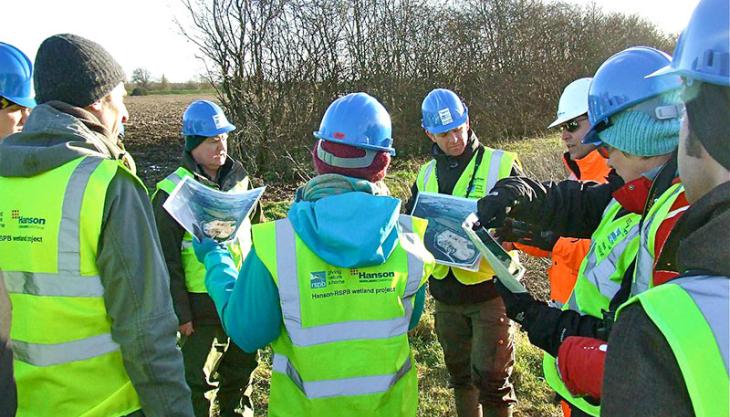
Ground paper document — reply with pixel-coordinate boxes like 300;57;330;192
412;192;482;271
163;176;265;243
462;213;527;293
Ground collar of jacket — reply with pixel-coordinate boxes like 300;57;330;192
674;181;730;277
562;149;610;183
47;101;138;174
612;157;680;215
431;130;480;169
181;151;247;191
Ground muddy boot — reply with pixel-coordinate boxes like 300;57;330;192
454;387;482;417
483;406;513;417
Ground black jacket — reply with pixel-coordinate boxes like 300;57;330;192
602;181;730;417
404;132;523;305
151;152;264;326
502;158;680;357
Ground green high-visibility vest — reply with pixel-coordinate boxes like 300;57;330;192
0;156;142;417
154;167;252;293
617;275;729;417
415;146;520;285
252;214;435;417
631;183;686;296
542;199;642;417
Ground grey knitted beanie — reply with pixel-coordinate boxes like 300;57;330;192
34;34;126;107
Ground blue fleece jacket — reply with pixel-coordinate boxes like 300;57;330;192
199;191;427;353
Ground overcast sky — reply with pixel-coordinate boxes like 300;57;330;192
4;0;700;83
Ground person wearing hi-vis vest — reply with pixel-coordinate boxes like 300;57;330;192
508;77;611;417
0;34;193;417
403;88;523;417
192;92;436;417
0;41;36;417
602;0;730;415
151;100;261;417
474;46;688;417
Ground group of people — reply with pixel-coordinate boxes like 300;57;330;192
0;0;727;416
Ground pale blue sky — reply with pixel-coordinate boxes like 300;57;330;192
4;0;700;83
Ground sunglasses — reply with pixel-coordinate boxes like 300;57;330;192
559;116;588;133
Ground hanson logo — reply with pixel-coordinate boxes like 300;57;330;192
12;211;46;225
358;271;395;280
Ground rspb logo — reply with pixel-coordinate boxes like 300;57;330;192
310;271;327;289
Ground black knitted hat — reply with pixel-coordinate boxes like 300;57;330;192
34;34;126;107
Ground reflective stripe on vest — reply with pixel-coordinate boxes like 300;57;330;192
3;157;113;364
416;148;519;284
272;353;412;399
565;200;642;317
0;156;141;417
619;275;729;417
544;199;641;417
273;217;426;347
631;183;686;296
252;213;434;415
420;149;508;196
155;167;251;293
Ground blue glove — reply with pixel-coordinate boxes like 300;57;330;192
192;233;225;263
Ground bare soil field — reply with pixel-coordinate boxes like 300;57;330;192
124;94;216;188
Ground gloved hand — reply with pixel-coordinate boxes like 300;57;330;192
492;278;542;325
475;185;520;229
557;336;607;400
192;235;225;263
496;219;558;251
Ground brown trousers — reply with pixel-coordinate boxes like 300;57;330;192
434;297;516;417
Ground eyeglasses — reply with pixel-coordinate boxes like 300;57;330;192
597;143;613;159
560;116;588;133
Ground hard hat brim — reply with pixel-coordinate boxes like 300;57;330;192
4;95;36;109
315;133;396;155
581;126;602;145
423;120;468;135
547;111;587;129
646;64;730;87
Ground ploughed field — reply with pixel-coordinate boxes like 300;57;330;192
124;94;566;416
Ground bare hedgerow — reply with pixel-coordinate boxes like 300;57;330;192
177;0;674;182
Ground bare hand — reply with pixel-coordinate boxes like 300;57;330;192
179;321;194;336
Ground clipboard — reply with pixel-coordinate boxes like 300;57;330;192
462;213;527;293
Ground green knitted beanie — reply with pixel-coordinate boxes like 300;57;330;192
598;91;681;157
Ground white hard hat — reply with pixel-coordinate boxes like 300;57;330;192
547;77;592;129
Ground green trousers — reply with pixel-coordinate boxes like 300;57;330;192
434;297;516;417
180;324;258;417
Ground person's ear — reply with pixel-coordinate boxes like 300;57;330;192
425;130;437;143
86;99;104;114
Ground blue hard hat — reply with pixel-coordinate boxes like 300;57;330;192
647;0;729;86
181;100;236;137
313;92;395;155
583;47;683;145
0;42;35;108
421;88;469;134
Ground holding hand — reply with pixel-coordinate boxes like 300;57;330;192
492;278;542;325
192;234;225;263
496;219;558;251
476;187;519;229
